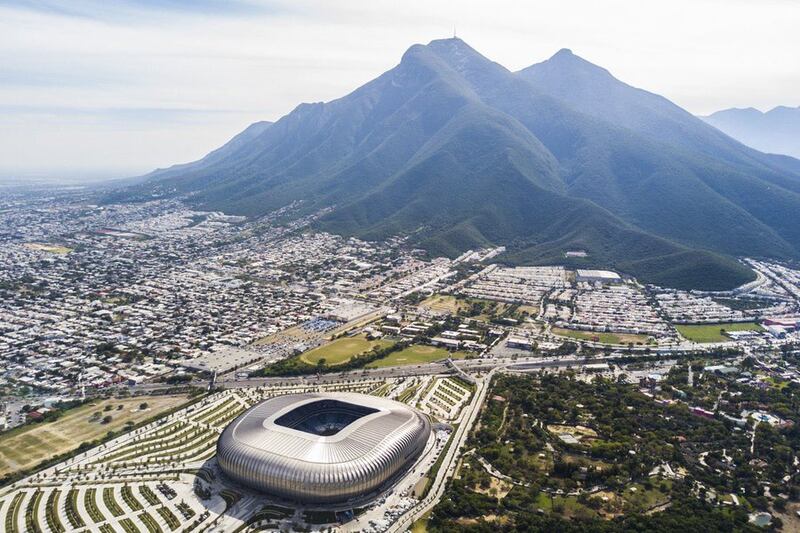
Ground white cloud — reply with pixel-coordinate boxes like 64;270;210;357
0;0;798;179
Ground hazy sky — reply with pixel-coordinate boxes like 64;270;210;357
1;0;798;180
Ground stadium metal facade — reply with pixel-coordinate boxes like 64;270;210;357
216;392;431;504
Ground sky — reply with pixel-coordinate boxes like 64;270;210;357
0;0;798;181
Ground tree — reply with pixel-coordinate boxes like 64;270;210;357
774;496;787;511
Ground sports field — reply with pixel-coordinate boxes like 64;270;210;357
0;394;191;478
366;345;466;368
23;243;72;254
552;327;651;345
299;334;394;365
675;322;763;343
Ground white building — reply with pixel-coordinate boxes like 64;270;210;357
576;269;622;284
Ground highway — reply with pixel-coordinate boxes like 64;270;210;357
127;347;704;395
217;353;652;390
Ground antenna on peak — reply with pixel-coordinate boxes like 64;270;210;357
453;25;457;38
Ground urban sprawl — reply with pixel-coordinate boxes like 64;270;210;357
1;188;800;532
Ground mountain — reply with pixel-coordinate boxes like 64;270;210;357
517;49;800;260
142;120;273;182
701;106;800;160
115;38;800;290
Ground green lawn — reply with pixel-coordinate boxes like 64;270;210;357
552;496;599;520
366;345;466;368
552;327;650;345
299;334;394;365
621;481;671;512
675;322;763;343
535;491;553;511
411;510;431;533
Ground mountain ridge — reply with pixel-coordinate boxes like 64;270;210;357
701;105;800;159
110;37;800;290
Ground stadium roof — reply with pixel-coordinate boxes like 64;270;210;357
216;392;431;503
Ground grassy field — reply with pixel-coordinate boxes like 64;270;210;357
675;322;763;343
552;327;651;345
299;334;394;366
366;345;466;368
620;481;672;512
23;243;72;254
420;294;511;320
0;395;191;478
420;294;469;314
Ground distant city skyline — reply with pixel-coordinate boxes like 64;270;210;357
1;0;798;179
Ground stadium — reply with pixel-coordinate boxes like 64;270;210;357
216;392;432;504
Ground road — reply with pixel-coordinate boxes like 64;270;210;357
126;347;704;395
388;367;497;532
218;354;651;390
